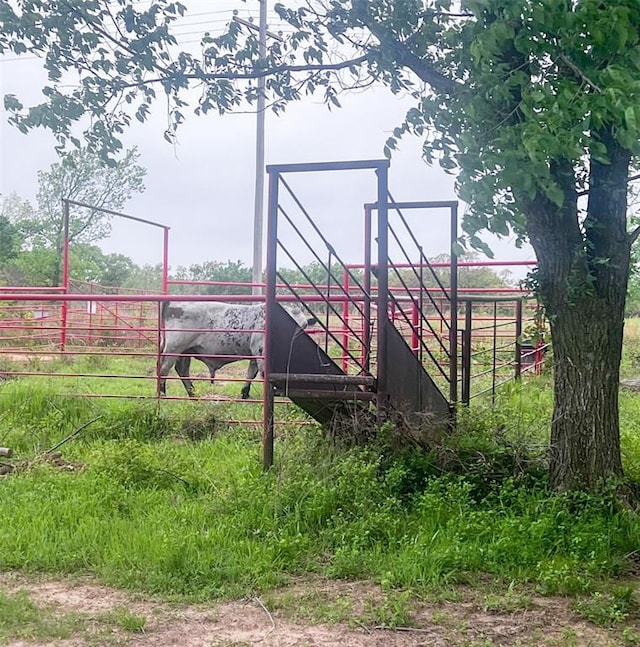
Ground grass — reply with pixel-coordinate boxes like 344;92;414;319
0;376;639;599
0;589;82;644
0;588;149;645
98;606;147;633
1;338;640;643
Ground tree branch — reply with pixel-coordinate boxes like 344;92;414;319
67;5;170;77
114;55;372;89
629;224;640;246
559;54;602;93
351;0;458;94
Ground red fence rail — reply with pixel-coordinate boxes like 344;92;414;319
0;270;546;410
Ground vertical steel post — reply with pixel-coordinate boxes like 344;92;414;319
411;301;419;356
375;165;389;422
156;298;164;398
60;200;70;351
449;202;459;404
342;268;350;372
88;282;94;347
162;227;170;294
363;205;372;374
263;168;279;470
418;249;424;362
324;250;332;355
515;298;523;379
462;300;472;405
492;301;498;405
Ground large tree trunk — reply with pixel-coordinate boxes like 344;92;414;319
545;295;625;490
525;131;631;491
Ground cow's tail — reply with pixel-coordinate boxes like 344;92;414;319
159;300;171;353
161;299;171;323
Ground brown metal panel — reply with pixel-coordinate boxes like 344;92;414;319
382;319;450;428
268;303;373;425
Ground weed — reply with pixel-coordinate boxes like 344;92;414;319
262;590;353;625
482;590;534;613
558;627;579;646
88;439;188;490
572;586;636;626
100;605;147;632
180;409;218;440
360;590;414;628
622;626;640;645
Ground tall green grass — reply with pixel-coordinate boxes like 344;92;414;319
1;371;640;601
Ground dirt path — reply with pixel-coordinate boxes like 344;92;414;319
0;572;634;646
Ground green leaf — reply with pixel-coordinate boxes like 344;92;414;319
624;106;637;133
3;94;23;111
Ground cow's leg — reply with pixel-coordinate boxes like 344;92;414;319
190;356;218;389
241;358;261;399
175;354;196;398
196;357;217;385
158;351;178;397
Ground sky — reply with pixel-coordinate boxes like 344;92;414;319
0;0;536;281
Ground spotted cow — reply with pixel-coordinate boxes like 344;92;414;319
158;301;315;398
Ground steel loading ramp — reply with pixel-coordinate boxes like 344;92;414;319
267;304;374;425
268;305;450;428
380;319;451;428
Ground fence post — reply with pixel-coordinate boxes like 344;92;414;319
515;298;523;379
411;301;419;357
375;163;390;423
491;301;498;405
449;202;458;404
363;205;372;375
462;300;472;405
263;168;279;470
342;268;350;372
60;200;70;351
162;227;170;295
156;298;163;398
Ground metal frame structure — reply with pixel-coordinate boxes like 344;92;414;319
364;200;459;403
260;160;545;468
60;200;170;349
263;159;390;468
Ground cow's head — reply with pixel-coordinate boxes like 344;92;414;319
285;304;318;330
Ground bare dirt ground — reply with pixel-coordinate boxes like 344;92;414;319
1;572;635;647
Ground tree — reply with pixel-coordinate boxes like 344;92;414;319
65;246;136;288
22;147;146;285
0;193;30;284
3;1;640;491
173;260;252;295
0;213;19;261
121;264;164;293
389;253;513;291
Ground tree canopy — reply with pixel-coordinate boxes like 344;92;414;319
1;149;146;286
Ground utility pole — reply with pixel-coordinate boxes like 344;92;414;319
234;6;281;295
253;0;267;295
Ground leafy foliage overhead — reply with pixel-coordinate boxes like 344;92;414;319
2;1;639;242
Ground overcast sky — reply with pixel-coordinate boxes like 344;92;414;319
0;0;536;280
